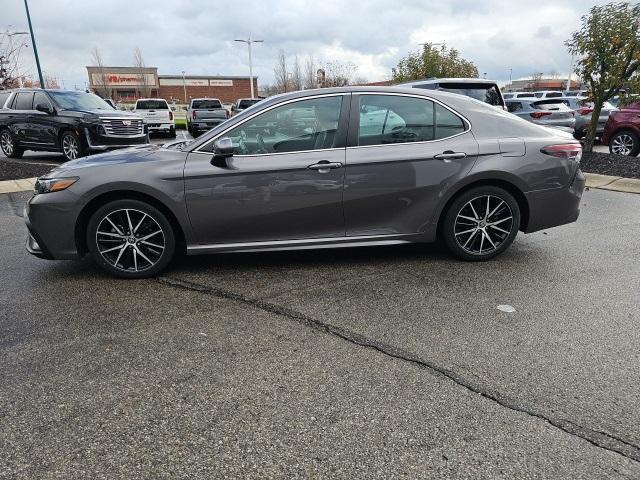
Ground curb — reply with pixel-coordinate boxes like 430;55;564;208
1;173;639;195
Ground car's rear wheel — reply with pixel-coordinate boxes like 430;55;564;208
609;130;640;157
168;126;176;138
0;129;24;158
61;131;87;161
442;186;521;261
87;199;176;278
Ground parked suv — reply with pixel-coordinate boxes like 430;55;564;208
186;98;228;137
0;89;148;161
399;78;506;109
133;98;175;137
602;101;640;156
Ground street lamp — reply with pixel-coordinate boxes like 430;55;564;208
23;0;44;88
181;70;187;103
234;37;263;99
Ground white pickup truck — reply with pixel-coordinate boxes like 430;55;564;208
133;98;175;137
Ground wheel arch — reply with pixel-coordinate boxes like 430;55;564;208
75;189;187;257
435;176;530;238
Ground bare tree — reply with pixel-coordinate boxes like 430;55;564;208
273;49;289;93
321;60;356;87
0;30;30;89
90;47;112;98
291;55;303;91
303;55;317;89
133;47;151;97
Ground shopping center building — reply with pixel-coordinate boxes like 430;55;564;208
86;66;257;104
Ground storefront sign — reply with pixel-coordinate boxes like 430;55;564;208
91;72;157;87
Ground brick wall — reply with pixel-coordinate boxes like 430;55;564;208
159;79;258;104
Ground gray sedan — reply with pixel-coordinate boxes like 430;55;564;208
560;97;617;139
506;98;576;133
24;86;585;278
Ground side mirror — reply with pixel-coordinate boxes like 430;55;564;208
35;103;53;114
211;138;234;168
231;105;237;112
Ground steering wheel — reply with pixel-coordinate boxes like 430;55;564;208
256;133;269;154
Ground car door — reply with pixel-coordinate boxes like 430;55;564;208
28;91;58;146
9;91;34;144
184;93;349;245
344;92;478;236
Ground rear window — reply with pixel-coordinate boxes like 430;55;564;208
544;92;563;98
238;99;260;108
506;101;523;113
532;100;572;111
136;100;168;110
516;93;535;98
191;99;222;109
0;92;10;108
417;82;503;106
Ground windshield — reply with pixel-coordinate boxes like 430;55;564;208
192;99;222;109
49;91;114;110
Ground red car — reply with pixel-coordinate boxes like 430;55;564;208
602;101;640;156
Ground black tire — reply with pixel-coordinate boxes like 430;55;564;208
86;199;176;279
60;130;87;161
609;130;640;157
168;126;176;138
0;129;24;158
573;129;584;141
442;186;521;262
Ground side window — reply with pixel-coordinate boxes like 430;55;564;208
358;95;435;146
507;102;522;113
222;96;343;155
33;92;52;110
435;104;466;139
0;92;9;108
15;92;35;110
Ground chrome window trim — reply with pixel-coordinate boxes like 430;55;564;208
350;91;472;149
193;93;348;156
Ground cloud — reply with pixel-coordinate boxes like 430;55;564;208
1;0;610;90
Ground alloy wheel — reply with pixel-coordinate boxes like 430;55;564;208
0;131;14;156
62;134;79;160
95;208;166;273
454;195;514;255
611;134;635;156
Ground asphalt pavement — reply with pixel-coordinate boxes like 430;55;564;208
1;180;639;478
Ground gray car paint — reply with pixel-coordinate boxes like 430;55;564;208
24;86;584;261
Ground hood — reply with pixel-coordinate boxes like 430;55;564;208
45;145;163;177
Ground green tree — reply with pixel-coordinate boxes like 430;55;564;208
392;43;479;83
566;2;640;152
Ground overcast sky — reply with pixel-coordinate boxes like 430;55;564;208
2;0;608;89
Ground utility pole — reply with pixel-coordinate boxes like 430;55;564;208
235;37;263;98
23;0;44;88
182;70;187;103
566;53;574;92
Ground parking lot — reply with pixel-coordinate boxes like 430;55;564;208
1;156;639;478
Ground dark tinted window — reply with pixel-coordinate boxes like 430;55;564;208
507;101;523;113
516;93;535;98
0;92;10;108
533;100;572;111
192;99;222;109
15;92;35;110
238;99;260;109
358;95;434;146
33;92;52;109
136;100;168;110
435;103;465;139
223;96;343;155
435;82;502;106
544;92;562;98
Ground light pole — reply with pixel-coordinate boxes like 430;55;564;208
181;70;187;103
23;0;44;88
566;53;575;92
508;68;512;86
234;37;263;98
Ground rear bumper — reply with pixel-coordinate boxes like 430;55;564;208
191;120;224;132
524;168;585;233
147;123;174;131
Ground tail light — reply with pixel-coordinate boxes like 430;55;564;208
530;111;552;119
540;144;582;161
577;107;593;116
192;111;197;120
169;111;173;121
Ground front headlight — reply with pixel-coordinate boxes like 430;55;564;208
34;177;79;194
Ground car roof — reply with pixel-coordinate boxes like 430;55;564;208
399;78;499;86
137;98;167;101
191;97;221;101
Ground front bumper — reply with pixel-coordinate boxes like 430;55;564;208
524;168;585;233
24;191;81;260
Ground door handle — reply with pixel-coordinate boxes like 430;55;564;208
307;161;343;172
433;151;467;160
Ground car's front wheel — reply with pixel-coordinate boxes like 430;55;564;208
442;186;521;261
0;129;24;158
61;131;87;161
87;199;176;278
609;130;640;157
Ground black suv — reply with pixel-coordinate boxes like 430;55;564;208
0;89;148;161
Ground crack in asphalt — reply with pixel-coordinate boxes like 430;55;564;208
158;275;640;464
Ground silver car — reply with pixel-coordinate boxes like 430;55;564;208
560;97;617;139
24;86;585;278
506;98;576;132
